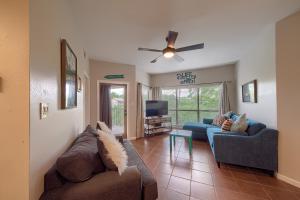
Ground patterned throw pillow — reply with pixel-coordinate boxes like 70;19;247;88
230;113;248;132
221;119;233;132
212;115;227;127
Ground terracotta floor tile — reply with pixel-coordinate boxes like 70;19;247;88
175;158;192;169
191;170;213;186
215;187;268;200
191;181;216;200
212;174;240;192
132;134;295;200
237;180;270;199
191;154;209;163
168;176;191;196
160;155;177;164
155;163;174;175
155;172;171;188
192;161;211;173
263;186;300;200
172;166;192;179
232;170;259;183
164;189;190;200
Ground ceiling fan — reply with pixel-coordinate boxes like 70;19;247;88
138;31;204;63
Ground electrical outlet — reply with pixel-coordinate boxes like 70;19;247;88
40;103;49;119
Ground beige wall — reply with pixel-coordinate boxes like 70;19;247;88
29;0;90;199
90;60;137;139
0;1;29;199
150;64;237;112
236;25;277;128
136;68;151;86
276;11;300;186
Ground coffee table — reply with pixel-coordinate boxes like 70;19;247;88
169;130;193;155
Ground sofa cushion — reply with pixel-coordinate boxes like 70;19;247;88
212;115;227;126
231;114;248;132
56;133;105;182
246;119;266;136
183;122;218;133
83;125;99;136
123;140;158;200
221;119;233;132
231;113;239;121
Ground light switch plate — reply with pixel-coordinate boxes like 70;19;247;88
40;103;49;119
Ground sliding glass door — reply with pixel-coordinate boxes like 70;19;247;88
161;84;220;127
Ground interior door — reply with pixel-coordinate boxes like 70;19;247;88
110;84;127;138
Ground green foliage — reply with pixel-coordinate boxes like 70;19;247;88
161;86;220;126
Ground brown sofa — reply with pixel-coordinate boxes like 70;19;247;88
39;126;158;200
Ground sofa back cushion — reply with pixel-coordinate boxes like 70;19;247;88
56;132;105;182
246;119;266;136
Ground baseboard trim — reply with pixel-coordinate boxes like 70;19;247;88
127;137;136;140
276;173;300;188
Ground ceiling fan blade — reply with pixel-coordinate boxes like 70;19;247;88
138;47;162;52
166;31;178;48
176;43;204;52
174;54;184;62
150;55;162;63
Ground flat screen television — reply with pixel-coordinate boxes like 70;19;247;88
146;100;168;117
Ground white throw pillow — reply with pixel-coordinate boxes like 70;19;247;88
98;130;128;175
230;113;248;132
97;121;112;134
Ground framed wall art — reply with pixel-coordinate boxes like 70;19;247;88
242;79;257;103
61;39;77;109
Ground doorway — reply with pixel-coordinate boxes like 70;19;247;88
110;85;127;137
99;82;128;138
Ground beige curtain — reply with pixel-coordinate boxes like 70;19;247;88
219;82;231;115
136;83;144;138
152;87;161;100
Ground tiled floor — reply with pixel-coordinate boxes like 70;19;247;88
131;134;300;200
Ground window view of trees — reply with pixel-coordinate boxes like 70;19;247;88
161;85;220;127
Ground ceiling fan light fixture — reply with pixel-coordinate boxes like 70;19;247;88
163;47;175;58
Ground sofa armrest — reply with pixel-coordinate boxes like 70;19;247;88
203;118;213;125
40;166;142;200
213;128;278;170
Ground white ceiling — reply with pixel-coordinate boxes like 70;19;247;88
69;0;300;74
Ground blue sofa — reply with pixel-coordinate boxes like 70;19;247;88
183;114;278;173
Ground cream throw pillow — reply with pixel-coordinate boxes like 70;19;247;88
97;121;112;134
230;113;248;132
98;130;128;175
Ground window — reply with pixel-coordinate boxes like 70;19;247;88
161;85;220;127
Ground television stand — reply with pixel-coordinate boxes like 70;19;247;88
144;116;172;137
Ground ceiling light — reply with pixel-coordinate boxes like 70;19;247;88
163;47;175;58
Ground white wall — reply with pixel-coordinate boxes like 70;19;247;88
150;64;237;112
236;25;277;128
29;0;89;199
89;59;137;139
136;68;150;86
276;10;300;187
0;1;29;199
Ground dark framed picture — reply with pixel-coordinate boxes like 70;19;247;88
61;39;77;109
242;80;257;103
